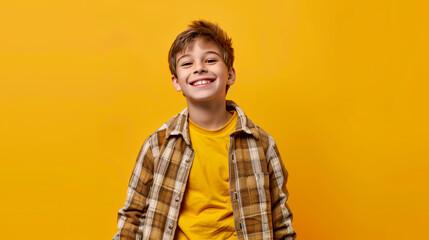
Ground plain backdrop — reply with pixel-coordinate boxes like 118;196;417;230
1;0;428;239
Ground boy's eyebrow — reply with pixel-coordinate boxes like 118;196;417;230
176;51;222;63
176;54;190;63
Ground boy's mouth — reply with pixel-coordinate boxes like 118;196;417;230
189;78;215;87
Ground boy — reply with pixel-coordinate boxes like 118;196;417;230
113;20;296;240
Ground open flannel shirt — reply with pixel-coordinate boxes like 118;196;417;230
114;100;296;240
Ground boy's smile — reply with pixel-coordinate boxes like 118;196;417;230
172;37;235;103
188;77;215;87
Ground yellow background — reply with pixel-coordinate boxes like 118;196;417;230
1;0;428;239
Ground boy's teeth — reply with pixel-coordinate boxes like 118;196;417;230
193;80;211;86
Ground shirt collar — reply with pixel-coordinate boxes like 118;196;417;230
165;100;260;146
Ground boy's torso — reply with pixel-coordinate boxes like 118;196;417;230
174;110;238;239
140;100;275;240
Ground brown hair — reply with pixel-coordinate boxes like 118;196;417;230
168;20;234;77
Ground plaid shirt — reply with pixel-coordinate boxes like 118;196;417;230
113;100;296;240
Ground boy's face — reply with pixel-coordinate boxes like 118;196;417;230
172;37;235;104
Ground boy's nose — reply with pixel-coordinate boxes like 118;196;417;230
193;62;207;74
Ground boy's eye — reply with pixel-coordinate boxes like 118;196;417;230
207;59;217;63
181;62;192;66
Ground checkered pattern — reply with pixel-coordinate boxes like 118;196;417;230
113;100;296;240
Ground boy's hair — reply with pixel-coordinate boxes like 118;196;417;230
168;20;234;78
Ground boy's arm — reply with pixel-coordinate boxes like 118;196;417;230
267;135;297;240
113;137;155;240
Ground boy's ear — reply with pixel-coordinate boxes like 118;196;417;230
171;75;182;92
227;67;236;86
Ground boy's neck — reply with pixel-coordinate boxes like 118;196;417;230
187;99;233;130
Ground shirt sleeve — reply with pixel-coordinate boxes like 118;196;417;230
113;137;155;240
266;135;297;240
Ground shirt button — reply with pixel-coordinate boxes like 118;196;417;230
168;225;173;230
175;196;180;202
185;158;190;163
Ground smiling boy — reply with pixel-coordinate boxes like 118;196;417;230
113;20;296;240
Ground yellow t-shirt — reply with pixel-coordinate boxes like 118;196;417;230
174;111;238;240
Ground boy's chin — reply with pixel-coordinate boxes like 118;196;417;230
185;96;226;104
